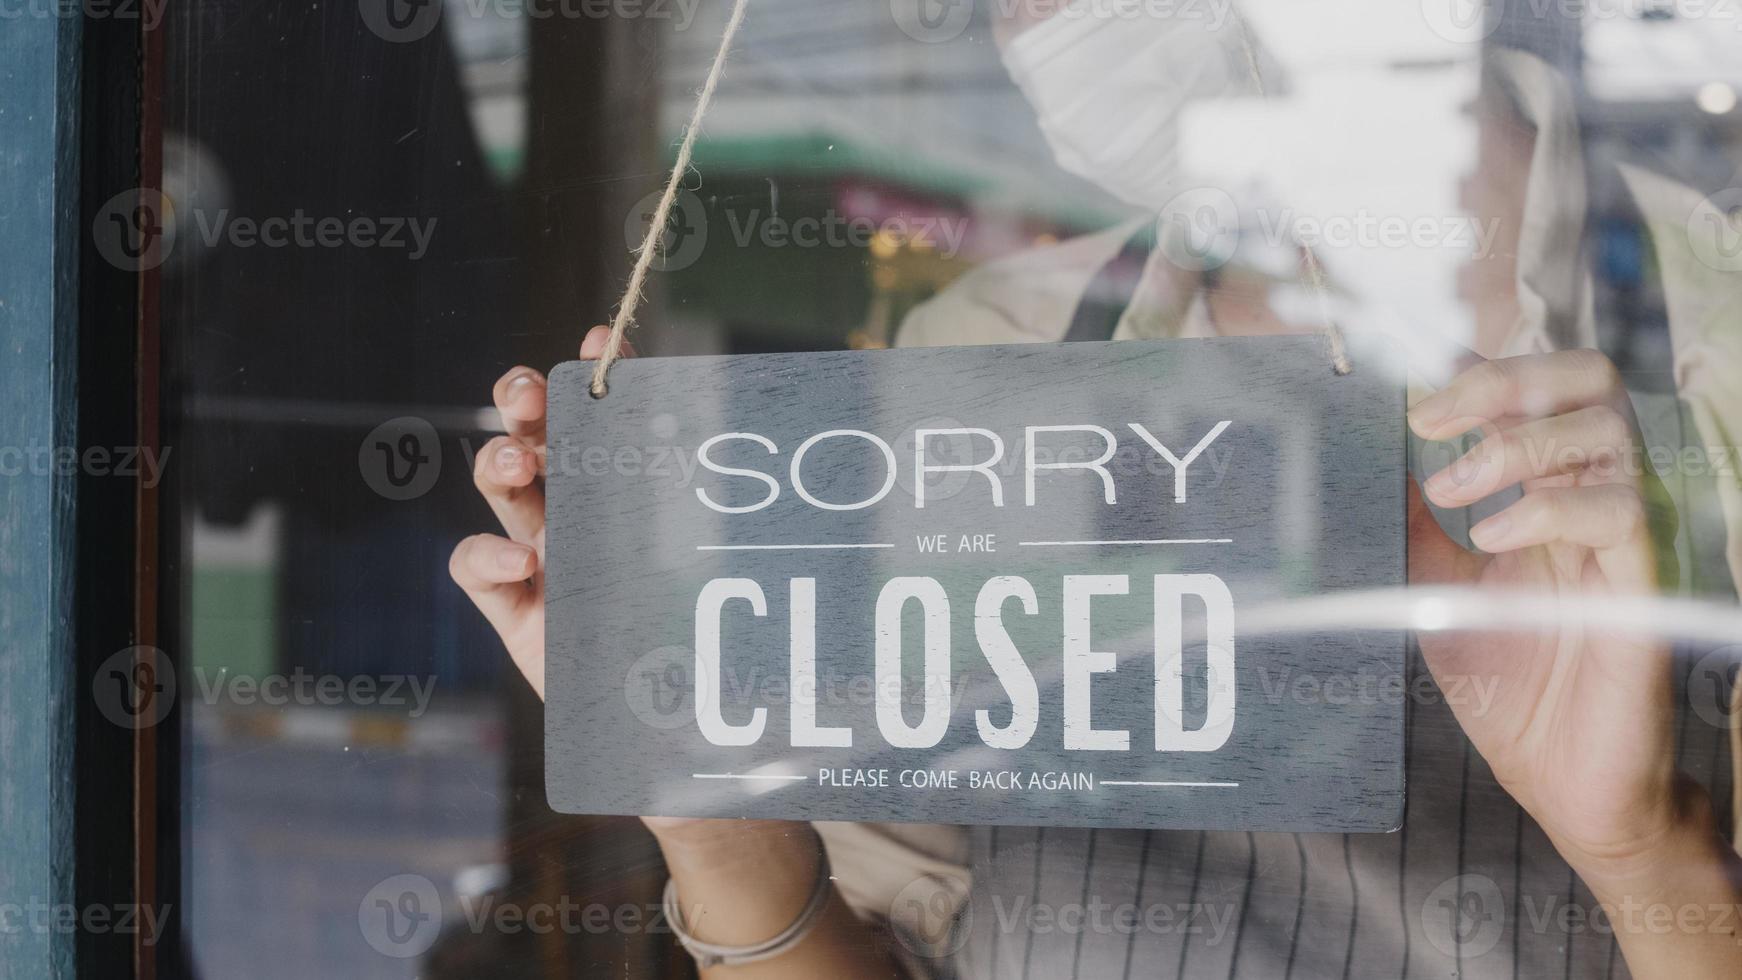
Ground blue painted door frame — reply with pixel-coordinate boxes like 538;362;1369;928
0;12;84;979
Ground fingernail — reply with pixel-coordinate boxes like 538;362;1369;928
497;444;524;473
1408;395;1450;435
506;372;540;400
497;546;532;574
1469;514;1512;551
1424;468;1453;500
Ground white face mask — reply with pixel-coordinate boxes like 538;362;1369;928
1000;9;1242;212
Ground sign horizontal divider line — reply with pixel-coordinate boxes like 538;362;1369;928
695;543;895;551
1017;538;1235;547
1099;781;1242;788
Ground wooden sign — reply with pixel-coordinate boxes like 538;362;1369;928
545;337;1405;832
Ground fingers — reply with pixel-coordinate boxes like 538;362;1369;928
1422;404;1638;508
580;324;635;361
1409;349;1626;441
474;435;546;545
493;367;548;449
490;327;635;451
1470;484;1655;589
449;533;539;639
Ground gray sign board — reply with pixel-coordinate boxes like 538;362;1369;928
546;336;1406;832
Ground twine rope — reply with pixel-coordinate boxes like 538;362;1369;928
591;0;752;397
1233;11;1352;375
594;0;1349;391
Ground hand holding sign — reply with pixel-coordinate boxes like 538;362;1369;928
451;328;896;973
450;327;641;699
1407;350;1708;899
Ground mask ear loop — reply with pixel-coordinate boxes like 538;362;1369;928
591;0;752;399
1231;11;1353;376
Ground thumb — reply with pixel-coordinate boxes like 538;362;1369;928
580;324;637;361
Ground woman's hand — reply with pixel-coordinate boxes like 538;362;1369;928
1410;349;1678;867
449;328;898;977
447;327;635;699
1410;349;1741;976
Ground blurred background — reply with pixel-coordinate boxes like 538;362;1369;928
155;0;1742;975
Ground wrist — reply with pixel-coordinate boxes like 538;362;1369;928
1561;779;1728;900
649;818;816;865
650;819;832;962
